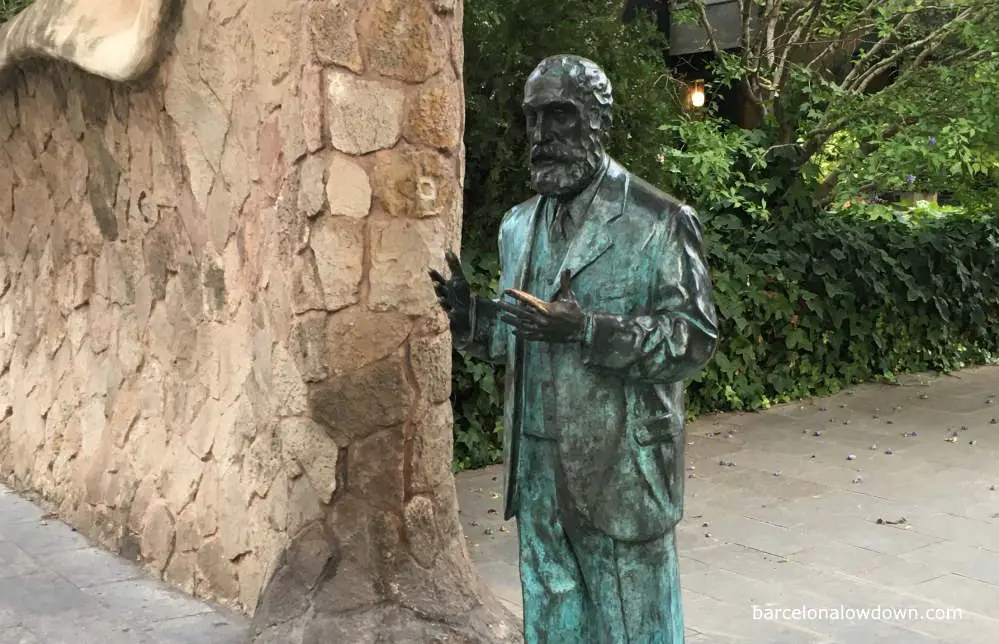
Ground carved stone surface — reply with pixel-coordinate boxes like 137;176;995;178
0;0;517;640
0;0;171;82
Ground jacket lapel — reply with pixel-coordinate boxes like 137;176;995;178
550;159;629;295
512;196;547;291
504;196;546;521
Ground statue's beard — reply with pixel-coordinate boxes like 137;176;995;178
529;135;603;197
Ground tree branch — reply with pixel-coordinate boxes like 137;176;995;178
804;0;880;71
739;0;754;57
763;0;786;70
848;7;976;93
840;12;915;88
773;0;824;91
802;115;853;159
693;0;724;58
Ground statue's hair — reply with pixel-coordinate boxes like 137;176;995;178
527;55;613;141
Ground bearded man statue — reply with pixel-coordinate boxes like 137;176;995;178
430;55;718;644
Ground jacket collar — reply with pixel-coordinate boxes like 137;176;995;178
513;155;629;298
551;156;627;294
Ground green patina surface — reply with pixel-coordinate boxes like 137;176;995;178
434;53;718;642
459;157;716;642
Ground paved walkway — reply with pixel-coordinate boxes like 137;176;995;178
457;365;999;643
3;366;998;642
0;487;249;643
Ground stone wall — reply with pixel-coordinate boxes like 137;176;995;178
0;2;514;636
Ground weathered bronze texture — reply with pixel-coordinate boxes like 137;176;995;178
431;54;718;643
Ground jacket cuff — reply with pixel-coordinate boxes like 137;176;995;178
453;298;477;349
580;312;627;352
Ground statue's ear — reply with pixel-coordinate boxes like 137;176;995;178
587;110;603;132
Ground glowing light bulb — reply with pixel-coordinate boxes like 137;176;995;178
689;79;706;109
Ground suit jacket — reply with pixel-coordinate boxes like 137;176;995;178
458;157;718;542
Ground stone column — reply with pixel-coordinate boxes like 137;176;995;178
250;2;517;641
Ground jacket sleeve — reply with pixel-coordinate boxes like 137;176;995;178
579;205;718;383
453;225;508;366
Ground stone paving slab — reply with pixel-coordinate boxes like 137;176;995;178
457;365;999;642
0;486;249;644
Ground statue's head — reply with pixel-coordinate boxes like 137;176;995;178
523;55;613;198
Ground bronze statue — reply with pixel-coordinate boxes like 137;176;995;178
431;54;718;643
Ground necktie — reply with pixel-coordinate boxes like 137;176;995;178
551;199;568;240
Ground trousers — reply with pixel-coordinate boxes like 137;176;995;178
516;435;684;643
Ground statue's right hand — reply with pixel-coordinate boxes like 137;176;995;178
428;251;473;335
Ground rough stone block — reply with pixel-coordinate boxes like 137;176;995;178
310;357;414;438
325;308;410;378
56;255;95;313
372;146;457;220
298;154;327;218
409;332;452;404
405;73;462;150
269;343;309;417
140;499;176;574
408;403;454;495
301;65;325;153
309;0;364;72
368;217;444;315
404;495;439;568
310;215;365;311
280;417;339;503
325;71;404;155
363;0;449;83
196;538;239;600
326;155;371;218
289;312;330;383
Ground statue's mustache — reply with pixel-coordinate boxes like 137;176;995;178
531;145;585;163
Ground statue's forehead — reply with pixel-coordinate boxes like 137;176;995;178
524;71;584;107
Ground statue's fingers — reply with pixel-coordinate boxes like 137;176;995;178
503;288;550;314
496;300;530;316
560;269;572;292
500;314;530;328
445;251;466;280
497;300;546;324
500;314;544;332
428;268;447;285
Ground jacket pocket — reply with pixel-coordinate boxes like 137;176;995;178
634;413;676;446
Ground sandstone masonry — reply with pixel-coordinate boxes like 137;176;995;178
0;0;517;639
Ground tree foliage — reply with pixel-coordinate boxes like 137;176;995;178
454;0;999;469
679;0;999;204
0;0;31;23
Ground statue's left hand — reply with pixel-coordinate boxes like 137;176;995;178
499;270;585;343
